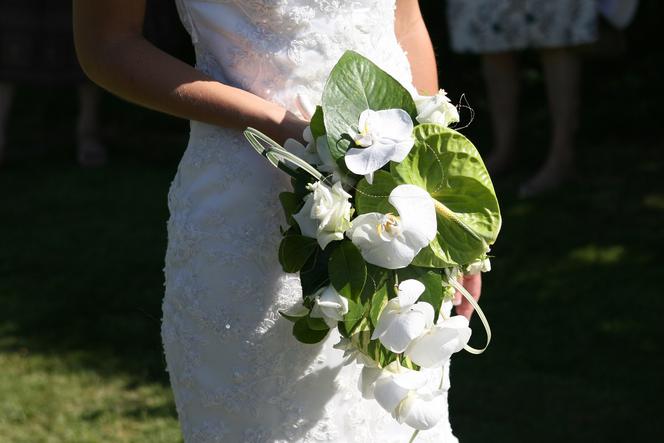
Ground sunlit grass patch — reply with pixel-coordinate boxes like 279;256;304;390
0;351;180;443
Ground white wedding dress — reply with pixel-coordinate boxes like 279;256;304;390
162;0;459;441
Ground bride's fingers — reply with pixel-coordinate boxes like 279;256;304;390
454;274;482;320
453;282;463;306
295;93;315;121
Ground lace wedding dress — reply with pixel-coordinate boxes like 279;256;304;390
162;0;459;441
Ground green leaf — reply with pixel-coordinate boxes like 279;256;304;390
293;318;329;344
278;235;318;273
299;246;333;296
279;192;302;226
392;125;502;267
306;316;330;331
322;50;417;161
290;175;311;199
328;241;367;301
396;267;444;322
369;285;388;328
354;171;398;215
310;106;326;139
359;264;388;303
279;310;307;323
350;329;397;368
344;299;367;335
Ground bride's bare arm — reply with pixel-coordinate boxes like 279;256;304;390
396;0;483;317
73;0;306;143
395;0;438;94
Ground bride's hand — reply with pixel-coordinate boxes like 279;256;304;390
269;107;310;145
453;273;482;320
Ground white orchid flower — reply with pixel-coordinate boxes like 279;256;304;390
286;128;356;187
315;136;357;187
359;365;384;399
293;181;353;249
414;89;460;127
310;285;349;328
284;126;321;165
371;280;434;353
346;184;436;269
345;109;414;184
405;315;472;368
364;360;448;430
372;361;428;413
395;389;448;430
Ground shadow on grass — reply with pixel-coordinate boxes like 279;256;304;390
448;141;664;442
1;107;664;442
0;156;176;385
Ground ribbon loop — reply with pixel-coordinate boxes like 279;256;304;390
445;268;492;355
244;127;324;181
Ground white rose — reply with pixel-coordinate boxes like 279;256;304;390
310;285;349;328
414;89;460;127
293;181;353;249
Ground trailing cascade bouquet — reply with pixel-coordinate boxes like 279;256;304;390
244;51;501;436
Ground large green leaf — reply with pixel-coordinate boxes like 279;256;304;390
328;241;367;301
322;51;417;161
392;125;502;267
354;171;398;215
278;235;318;273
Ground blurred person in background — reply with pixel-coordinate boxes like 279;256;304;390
0;0;106;167
446;0;598;197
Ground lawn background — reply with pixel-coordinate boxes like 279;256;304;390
0;1;662;442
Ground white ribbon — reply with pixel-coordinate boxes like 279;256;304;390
244;127;324;181
445;268;491;355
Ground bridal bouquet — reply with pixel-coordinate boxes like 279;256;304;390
244;51;501;433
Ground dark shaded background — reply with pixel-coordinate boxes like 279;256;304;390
0;1;662;442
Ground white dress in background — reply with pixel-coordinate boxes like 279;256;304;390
162;1;458;441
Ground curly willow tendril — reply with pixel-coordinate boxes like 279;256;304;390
450;93;475;132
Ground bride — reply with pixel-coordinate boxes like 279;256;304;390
73;0;481;441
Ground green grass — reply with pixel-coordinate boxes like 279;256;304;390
1;41;664;439
1;133;662;441
0;157;183;443
0;352;179;443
